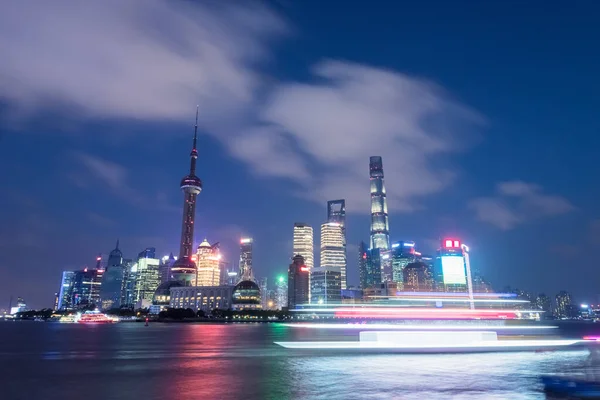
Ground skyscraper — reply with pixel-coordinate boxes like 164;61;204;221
358;241;368;289
364;248;382;288
171;109;203;285
99;240;125;310
133;250;160;308
403;261;433;292
239;238;253;280
327;200;347;289
57;271;75;310
71;266;104;308
320;222;346;289
159;253;176;285
196;239;221;286
276;276;288;310
369;156;390;251
391;241;417;285
288;254;309;309
293;223;314;270
555;291;572;319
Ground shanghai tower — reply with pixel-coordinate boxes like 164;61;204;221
171;109;203;285
369;156;390;251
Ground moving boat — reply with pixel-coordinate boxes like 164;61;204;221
541;375;600;399
541;348;600;398
77;311;115;324
59;314;78;323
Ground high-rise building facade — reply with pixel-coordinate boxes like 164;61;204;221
57;271;75;310
391;241;417;285
327;200;347;289
171;110;203;285
402;261;433;292
288;254;309;309
555;291;572;318
293;223;314;270
276;276;288;310
196;239;222;286
159;253;176;285
436;239;467;292
71;267;104;308
358;241;368;289
133;252;160;308
365;248;382;288
239;238;253;280
536;293;553;316
100;240;125;310
320;222;346;290
310;269;342;304
293;223;313;299
369;156;390;251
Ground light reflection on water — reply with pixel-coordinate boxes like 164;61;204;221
0;322;590;399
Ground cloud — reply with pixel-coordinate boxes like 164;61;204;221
74;152;128;190
0;0;285;121
231;60;484;211
1;1;484;213
470;180;574;230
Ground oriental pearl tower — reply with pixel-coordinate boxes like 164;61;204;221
171;108;203;285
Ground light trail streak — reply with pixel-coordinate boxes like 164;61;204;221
280;323;558;330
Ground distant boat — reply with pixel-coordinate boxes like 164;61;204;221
541;375;600;398
59;314;78;323
77;311;115;324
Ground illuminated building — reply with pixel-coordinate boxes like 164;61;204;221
170;285;233;313
535;293;553;315
293;223;314;269
327;200;347;288
364;247;382;288
402;262;433;292
120;259;135;307
436;239;467;292
10;297;27;315
196;239;222;286
57;271;75;310
238;237;253;280
294;222;313;298
225;270;238;286
150;280;183;314
232;280;262;310
259;277;268;309
132;251;160;308
320;222;345;289
159;253;176;285
391;241;417;285
358;241;368;289
293;223;314;270
369;156;390;251
310;268;342;304
276;275;288;310
288;255;309;309
171;109;203;285
99;240;125;310
71;266;104;308
555;291;572;318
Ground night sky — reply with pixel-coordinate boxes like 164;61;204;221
1;1;599;309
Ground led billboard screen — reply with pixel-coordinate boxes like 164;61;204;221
441;255;466;285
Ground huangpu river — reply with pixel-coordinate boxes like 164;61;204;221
0;322;595;399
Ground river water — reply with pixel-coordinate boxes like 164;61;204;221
0;322;593;399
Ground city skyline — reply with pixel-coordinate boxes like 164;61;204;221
2;1;599;308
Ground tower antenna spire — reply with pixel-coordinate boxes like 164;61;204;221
189;105;199;175
193;105;198;151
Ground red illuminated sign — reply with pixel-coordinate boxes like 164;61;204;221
443;239;461;249
300;266;309;272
